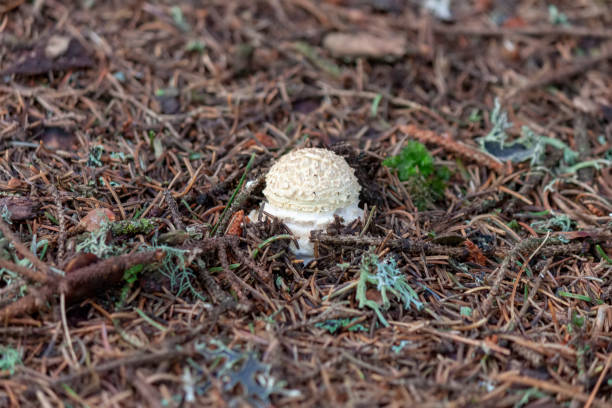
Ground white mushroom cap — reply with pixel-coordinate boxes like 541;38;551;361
263;148;361;212
259;148;362;258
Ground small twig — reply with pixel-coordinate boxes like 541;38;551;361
59;293;79;367
0;0;25;14
173;163;204;199
585;352;612;408
422;327;510;355
494;372;588;402
311;232;469;258
101;176;127;220
230;238;273;287
49;185;66;263
517;259;551;319
215;240;249;304
504;170;545;213
0;250;164;320
0;285;54;321
62;250;165;295
398;124;505;173
164;190;185;231
196;260;236;307
538;242;586;258
311;232;383;247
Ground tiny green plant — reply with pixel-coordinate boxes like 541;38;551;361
87;145;104;167
315;318;367;334
514;387;548;408
115;264;144;308
383;141;450;210
110;218;156;236
567;310;585;334
185;39;206;53
480;98;583;170
0;346;22;375
468;108;482;123
460;306;472;318
170;6;190;32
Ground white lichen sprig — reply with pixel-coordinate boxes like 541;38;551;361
356;251;423;327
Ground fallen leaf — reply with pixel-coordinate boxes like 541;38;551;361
431;234;466;246
45;35;71;59
572;96;599;114
244;133;277;149
293;97;321;114
502;16;527;29
252;47;279;69
0;196;38;221
38;127;78;151
6;178;23;190
226;210;245;236
465;239;487;266
323;32;406;59
80;208;116;232
1;36;94;76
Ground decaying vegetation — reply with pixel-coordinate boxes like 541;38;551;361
0;0;611;406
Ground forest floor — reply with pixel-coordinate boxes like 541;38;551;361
1;0;611;407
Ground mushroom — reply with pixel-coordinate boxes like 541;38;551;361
256;148;363;259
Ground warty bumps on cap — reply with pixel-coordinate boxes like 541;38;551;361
260;148;363;258
263;148;361;212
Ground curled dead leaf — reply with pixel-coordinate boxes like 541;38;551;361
0;196;38;221
80;208;116;232
465;239;487;266
45;35;71;59
1;35;94;76
226;210;245;236
39;127;78;151
244;132;277;149
6;178;23;190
